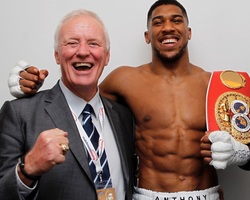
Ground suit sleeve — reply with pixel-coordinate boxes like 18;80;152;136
0;101;38;200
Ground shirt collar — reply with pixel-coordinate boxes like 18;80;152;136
59;80;102;119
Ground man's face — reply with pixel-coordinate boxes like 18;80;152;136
55;15;110;97
145;4;191;62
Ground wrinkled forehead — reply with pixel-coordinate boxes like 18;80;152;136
61;15;104;34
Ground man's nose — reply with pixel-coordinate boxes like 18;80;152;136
76;42;90;57
162;21;175;32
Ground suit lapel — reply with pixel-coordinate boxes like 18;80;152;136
101;97;130;185
43;83;93;183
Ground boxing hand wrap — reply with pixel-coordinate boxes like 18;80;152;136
209;131;250;169
8;60;30;98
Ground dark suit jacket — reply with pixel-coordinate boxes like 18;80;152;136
240;161;250;170
0;82;135;200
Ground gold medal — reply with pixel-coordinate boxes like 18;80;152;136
220;70;246;89
215;92;250;144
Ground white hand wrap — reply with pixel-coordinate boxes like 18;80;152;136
8;60;30;98
209;130;250;170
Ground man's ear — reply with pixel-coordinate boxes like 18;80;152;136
188;27;192;40
105;49;110;66
144;31;151;44
54;51;60;64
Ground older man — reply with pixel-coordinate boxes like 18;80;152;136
0;9;135;200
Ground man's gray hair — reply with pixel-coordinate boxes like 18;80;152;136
54;9;110;51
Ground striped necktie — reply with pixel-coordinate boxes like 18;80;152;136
82;104;112;189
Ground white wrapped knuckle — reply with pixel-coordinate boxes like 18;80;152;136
211;151;233;161
209;130;250;167
208;130;235;169
8;74;20;87
9;65;25;76
211;141;232;152
9;85;26;98
17;60;30;70
209;160;227;170
8;60;30;98
208;130;231;143
8;72;24;97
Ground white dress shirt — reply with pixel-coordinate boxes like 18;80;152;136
60;80;125;199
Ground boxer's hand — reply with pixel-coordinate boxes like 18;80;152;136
8;60;48;98
200;132;213;164
207;131;250;169
20;67;48;94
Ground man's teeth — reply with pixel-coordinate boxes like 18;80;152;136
75;63;92;68
162;38;177;44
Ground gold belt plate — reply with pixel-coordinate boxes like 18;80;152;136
215;91;250;144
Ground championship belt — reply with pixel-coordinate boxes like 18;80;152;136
206;70;250;144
